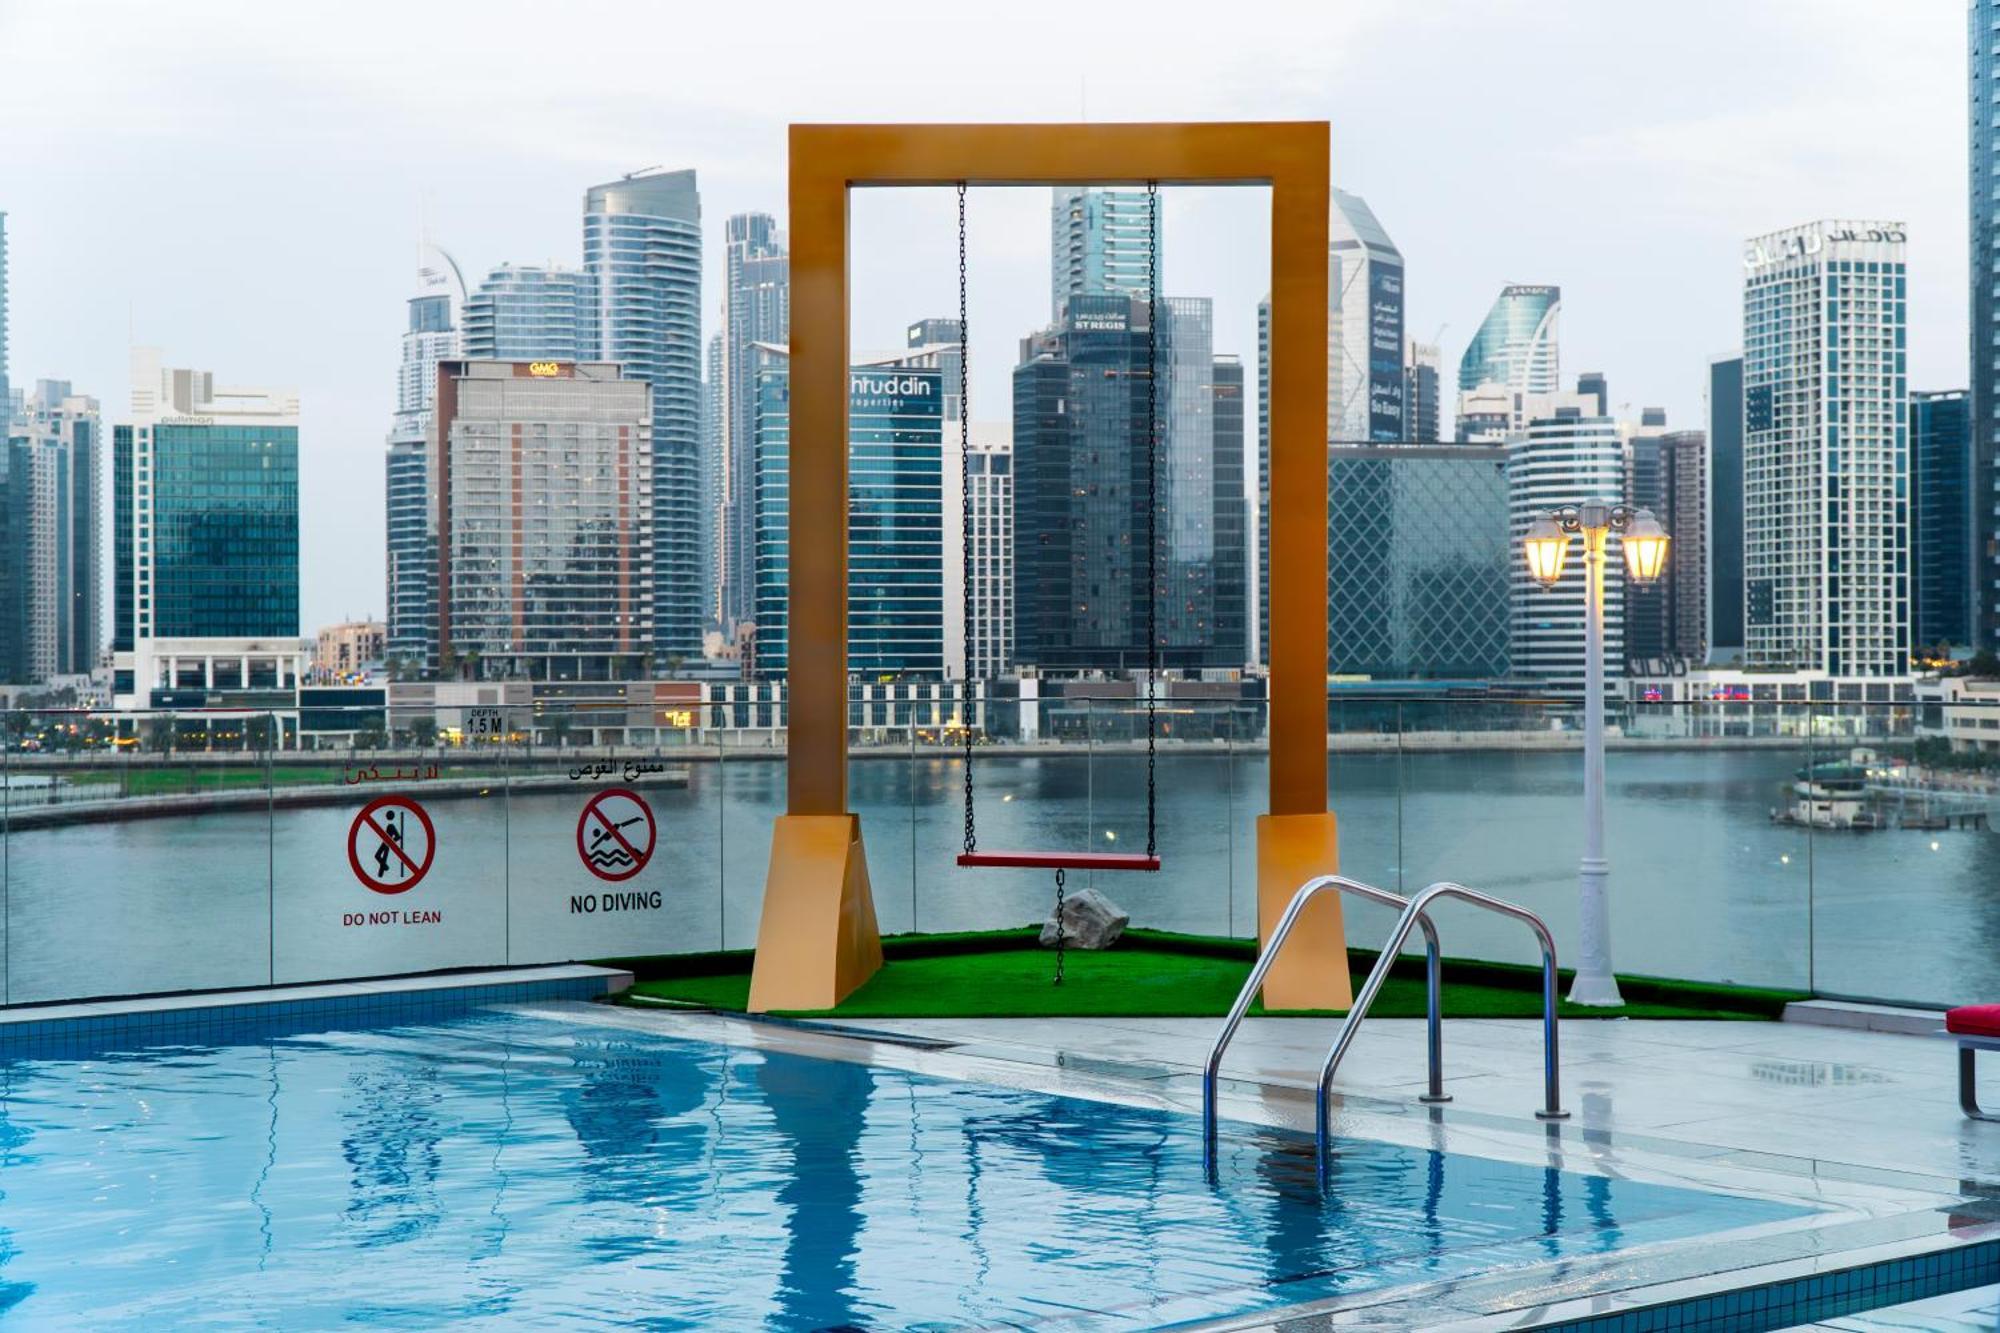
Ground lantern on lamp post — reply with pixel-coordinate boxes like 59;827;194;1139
1523;502;1670;1007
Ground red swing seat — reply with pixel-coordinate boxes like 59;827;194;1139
956;850;1161;871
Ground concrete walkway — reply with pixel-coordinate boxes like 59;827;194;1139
819;1013;2000;1185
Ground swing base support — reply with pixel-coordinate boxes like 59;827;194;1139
748;814;884;1013
1256;812;1353;1011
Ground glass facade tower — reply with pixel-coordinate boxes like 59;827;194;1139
1458;285;1561;395
584;169;704;664
1013;295;1243;673
461;264;595;363
1329;445;1510;679
751;351;945;679
385;244;465;675
1972;1;2000;648
0;211;10;424
1329;189;1405;443
1707;355;1745;655
1912;388;1971;649
721;212;788;635
1050;188;1158;319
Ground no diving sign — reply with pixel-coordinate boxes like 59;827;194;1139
577;788;655;882
347;795;436;894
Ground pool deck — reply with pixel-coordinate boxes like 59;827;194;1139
645;1005;2000;1331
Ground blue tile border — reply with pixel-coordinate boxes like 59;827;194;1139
0;970;623;1061
1538;1237;2000;1332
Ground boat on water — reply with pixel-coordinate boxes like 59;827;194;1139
1772;749;1881;831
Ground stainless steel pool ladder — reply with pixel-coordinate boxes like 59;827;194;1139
1202;876;1568;1174
1317;881;1568;1156
1202;875;1445;1153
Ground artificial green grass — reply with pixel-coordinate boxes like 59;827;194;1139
608;926;1801;1022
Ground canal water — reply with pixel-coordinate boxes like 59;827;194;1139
3;746;1991;1007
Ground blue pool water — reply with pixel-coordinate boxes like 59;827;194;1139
0;1008;1805;1329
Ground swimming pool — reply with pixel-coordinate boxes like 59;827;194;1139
0;1007;1807;1329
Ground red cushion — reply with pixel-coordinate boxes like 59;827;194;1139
1947;1005;2000;1037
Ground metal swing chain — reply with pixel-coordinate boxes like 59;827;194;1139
1053;866;1066;985
959;181;977;858
1145;180;1160;860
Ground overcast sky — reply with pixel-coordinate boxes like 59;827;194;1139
0;0;1967;630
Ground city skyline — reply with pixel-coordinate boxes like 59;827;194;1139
0;1;1965;629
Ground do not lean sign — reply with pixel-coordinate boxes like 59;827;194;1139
577;788;656;882
347;795;436;895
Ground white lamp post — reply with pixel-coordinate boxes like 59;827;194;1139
1522;502;1669;1007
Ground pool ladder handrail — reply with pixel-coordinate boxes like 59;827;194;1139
1202;875;1445;1153
1314;880;1568;1166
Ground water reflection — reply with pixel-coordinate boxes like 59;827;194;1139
559;1035;715;1264
754;1051;876;1332
0;1061;36;1315
340;1062;443;1247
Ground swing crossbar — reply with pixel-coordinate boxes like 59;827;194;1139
956;850;1162;872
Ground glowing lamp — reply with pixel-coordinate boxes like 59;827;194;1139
1522;514;1570;589
1620;511;1671;585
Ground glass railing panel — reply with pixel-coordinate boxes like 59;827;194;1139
849;721;919;938
1607;699;1811;990
501;702;720;967
270;707;505;986
1392;696;1813;989
1325;694;1412;951
1081;700;1240;937
7;709;276;1003
1807;698;1987;1005
717;714;784;952
915;692;1105;936
1224;699;1264;939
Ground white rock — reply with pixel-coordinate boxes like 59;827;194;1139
1039;887;1130;950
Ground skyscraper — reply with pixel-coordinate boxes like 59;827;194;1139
385;244;465;675
1623;420;1708;666
1459;285;1562;395
460;264;595;361
1013;294;1242;672
1050;188;1157;318
432;360;653;680
1576;371;1609;417
1212;354;1248;667
751;350;945;679
944;421;1013;681
1508;402;1626;698
1622;410;1672;666
1971;1;2000;649
1255;297;1270;669
1457;284;1561;438
1742;221;1910;677
1403;338;1442;443
907;318;964;421
1662;429;1710;663
584;169;704;664
3;384;100;684
113;352;300;709
0;212;10;424
1329;444;1510;679
1328;189;1404;443
1912;389;1972;650
719;213;788;635
702;332;722;633
1707;354;1745;656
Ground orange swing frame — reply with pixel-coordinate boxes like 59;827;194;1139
747;122;1346;1013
